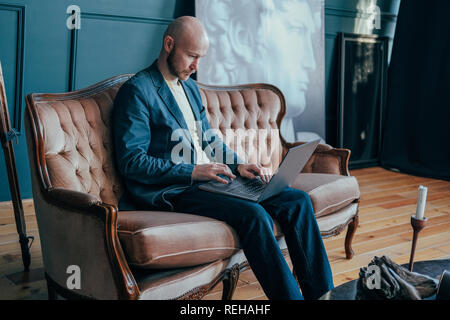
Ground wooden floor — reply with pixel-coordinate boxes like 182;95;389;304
0;167;449;300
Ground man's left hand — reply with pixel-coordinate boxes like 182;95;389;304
237;164;272;183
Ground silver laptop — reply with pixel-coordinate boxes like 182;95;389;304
198;139;320;202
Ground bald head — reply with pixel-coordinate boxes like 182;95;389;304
163;16;209;48
157;16;209;81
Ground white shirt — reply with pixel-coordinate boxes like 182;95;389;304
164;78;211;164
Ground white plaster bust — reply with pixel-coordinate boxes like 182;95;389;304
197;0;322;142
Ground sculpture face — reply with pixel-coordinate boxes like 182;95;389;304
197;0;323;141
264;0;318;118
198;0;320;116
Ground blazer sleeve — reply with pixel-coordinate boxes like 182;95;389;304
113;82;194;185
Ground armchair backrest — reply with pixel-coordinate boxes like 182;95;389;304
26;75;289;208
198;83;286;173
26;75;133;208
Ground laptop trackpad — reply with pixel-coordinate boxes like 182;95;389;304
206;175;236;189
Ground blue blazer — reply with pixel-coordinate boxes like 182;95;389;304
113;61;242;211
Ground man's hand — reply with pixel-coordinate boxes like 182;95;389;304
192;163;236;184
237;164;272;183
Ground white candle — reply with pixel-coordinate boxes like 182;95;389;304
415;185;428;220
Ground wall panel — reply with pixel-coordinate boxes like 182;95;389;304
73;13;172;89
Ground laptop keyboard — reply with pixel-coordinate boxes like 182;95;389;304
229;177;267;198
205;175;268;200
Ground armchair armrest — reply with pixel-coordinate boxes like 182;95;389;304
37;187;140;299
46;187;101;211
285;141;351;176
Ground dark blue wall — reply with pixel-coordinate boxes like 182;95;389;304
0;0;399;201
0;0;194;201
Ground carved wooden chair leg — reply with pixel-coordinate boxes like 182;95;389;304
345;214;359;259
222;264;240;300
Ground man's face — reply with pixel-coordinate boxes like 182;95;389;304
166;35;209;81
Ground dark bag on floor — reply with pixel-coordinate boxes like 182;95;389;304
356;256;439;300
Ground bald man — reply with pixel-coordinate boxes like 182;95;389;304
113;16;334;300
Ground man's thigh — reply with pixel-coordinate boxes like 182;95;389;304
171;183;274;229
260;187;313;220
261;187;310;207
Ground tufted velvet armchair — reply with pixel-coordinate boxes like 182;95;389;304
24;74;360;300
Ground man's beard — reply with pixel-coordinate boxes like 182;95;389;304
167;48;180;79
167;46;194;80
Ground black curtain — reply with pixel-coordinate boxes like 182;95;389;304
380;0;450;180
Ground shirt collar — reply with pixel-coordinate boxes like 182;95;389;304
163;75;180;89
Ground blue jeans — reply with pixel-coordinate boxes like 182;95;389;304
171;184;334;300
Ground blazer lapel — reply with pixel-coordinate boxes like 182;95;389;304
148;61;190;133
148;62;194;147
181;81;202;122
182;80;210;158
158;84;190;131
182;81;217;162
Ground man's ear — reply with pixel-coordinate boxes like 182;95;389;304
163;35;175;53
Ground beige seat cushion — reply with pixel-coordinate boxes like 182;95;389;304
118;211;240;269
316;203;358;234
292;173;360;218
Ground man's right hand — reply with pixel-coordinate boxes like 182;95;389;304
192;163;236;184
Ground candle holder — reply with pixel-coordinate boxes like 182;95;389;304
408;215;427;272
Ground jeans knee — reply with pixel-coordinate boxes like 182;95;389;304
291;189;314;211
276;189;315;226
293;188;312;203
238;203;273;233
